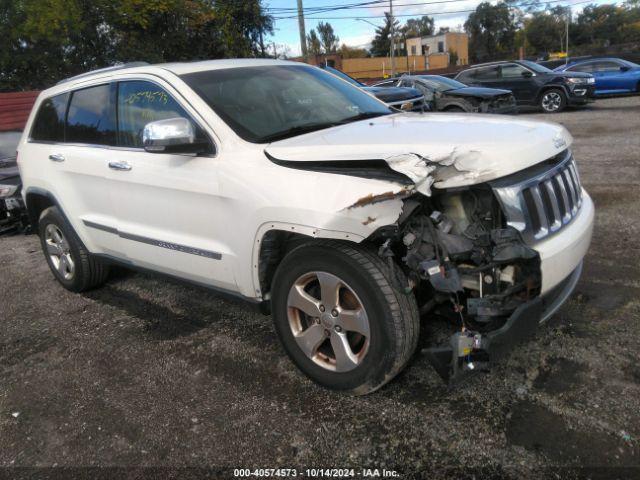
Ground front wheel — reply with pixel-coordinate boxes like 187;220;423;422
540;89;566;113
271;241;419;395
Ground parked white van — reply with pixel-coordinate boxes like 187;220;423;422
17;59;594;393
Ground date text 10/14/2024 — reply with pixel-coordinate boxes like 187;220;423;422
233;468;400;478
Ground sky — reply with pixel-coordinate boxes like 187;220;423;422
265;0;620;57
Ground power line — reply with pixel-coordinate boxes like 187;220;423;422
269;0;606;19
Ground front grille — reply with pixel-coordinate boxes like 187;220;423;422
492;150;583;244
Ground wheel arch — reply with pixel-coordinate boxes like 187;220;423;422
536;84;569;103
25;187;61;228
441;100;471;112
252;222;368;302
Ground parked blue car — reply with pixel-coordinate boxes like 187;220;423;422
554;58;640;95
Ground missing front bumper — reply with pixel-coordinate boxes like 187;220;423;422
424;262;583;383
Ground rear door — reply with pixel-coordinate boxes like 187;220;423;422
498;63;535;103
25;85;122;256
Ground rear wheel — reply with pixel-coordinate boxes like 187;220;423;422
38;206;109;292
271;241;419;395
540;89;566;113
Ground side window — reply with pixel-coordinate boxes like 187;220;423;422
475;66;499;81
569;63;595;73
500;63;529;78
30;93;69;142
456;69;475;82
66;84;116;145
399;79;414;88
117;80;199;148
591;61;621;72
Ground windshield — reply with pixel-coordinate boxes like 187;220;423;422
181;65;390;143
416;75;467;91
323;66;363;87
619;59;639;68
519;60;553;74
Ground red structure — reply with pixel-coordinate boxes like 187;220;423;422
0;91;39;131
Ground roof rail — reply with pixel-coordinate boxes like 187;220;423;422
56;62;149;85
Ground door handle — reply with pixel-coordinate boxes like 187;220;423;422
49;153;65;162
108;161;132;171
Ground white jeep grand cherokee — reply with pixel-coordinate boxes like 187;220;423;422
18;59;594;394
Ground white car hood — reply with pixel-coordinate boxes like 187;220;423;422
265;112;572;194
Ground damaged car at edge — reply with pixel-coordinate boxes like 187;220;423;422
18;59;594;394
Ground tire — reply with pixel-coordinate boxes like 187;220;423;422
539;88;566;113
271;240;419;395
38;206;109;292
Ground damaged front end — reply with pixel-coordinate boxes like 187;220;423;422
368;184;542;383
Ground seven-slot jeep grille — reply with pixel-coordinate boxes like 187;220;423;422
492;150;583;244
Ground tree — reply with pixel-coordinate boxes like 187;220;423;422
316;21;339;53
402;16;434;38
437;26;450;34
464;2;517;62
0;0;274;91
370;12;399;57
448;48;459;66
307;29;322;56
525;7;568;56
339;44;368;58
571;4;640;47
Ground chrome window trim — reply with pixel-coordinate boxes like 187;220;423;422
27;73;219;158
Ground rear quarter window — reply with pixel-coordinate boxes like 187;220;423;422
30;93;69;142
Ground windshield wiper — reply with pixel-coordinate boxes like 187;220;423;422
261;112;390;143
260;122;341;142
334;111;390;125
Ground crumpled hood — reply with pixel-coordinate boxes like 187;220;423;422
362;86;422;103
445;87;513;99
265;112;573;192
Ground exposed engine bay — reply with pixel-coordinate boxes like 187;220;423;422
370;186;541;381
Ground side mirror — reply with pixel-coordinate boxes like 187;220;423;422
620;65;630;72
521;70;533;78
142;117;210;154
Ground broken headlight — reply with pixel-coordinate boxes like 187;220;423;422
0;184;19;198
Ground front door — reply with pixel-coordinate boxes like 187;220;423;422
107;79;237;291
498;63;535;104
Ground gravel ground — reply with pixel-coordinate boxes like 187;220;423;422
1;96;639;479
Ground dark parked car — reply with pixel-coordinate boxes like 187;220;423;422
320;65;427;112
553;57;640;96
373;74;517;113
0;131;28;234
455;60;595;113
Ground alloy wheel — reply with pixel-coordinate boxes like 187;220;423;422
44;224;75;280
287;271;370;372
541;91;563;112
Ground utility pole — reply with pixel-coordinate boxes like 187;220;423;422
565;6;570;65
389;0;395;76
297;0;308;61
